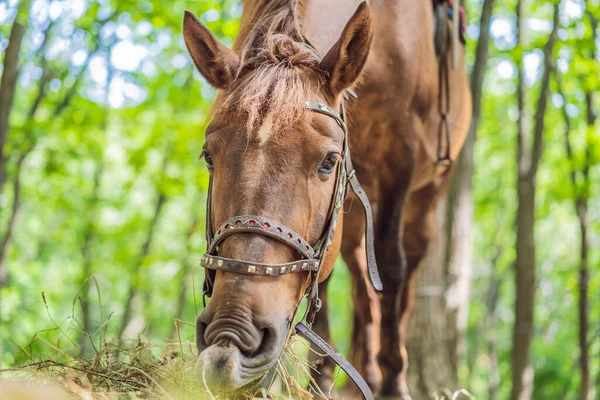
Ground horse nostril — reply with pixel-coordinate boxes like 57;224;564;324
196;320;209;352
252;324;281;359
254;328;272;357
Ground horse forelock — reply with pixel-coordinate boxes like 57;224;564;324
214;0;322;135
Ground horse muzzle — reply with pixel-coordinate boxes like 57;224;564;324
195;308;286;392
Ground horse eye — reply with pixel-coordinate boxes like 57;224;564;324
202;151;214;170
318;153;337;174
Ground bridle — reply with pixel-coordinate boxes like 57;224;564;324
200;98;383;312
199;83;382;399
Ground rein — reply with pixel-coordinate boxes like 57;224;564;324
433;0;466;169
199;70;381;398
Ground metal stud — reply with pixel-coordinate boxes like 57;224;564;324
217;259;223;267
280;266;287;274
265;267;273;275
209;258;214;266
248;265;256;273
291;264;298;272
302;262;308;271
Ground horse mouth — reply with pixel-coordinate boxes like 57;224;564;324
195;316;287;393
195;342;280;393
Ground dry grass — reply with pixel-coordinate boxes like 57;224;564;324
0;289;474;399
0;315;322;399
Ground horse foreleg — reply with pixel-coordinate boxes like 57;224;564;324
341;211;382;393
388;171;456;399
374;186;411;400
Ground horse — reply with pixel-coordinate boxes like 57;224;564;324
182;0;471;398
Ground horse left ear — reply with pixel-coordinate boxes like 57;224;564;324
183;10;240;89
319;2;373;98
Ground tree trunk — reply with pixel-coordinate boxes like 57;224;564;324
0;0;31;190
511;176;536;400
485;274;501;400
576;199;590;400
510;4;558;399
406;198;455;399
577;15;596;399
407;1;495;394
0;23;53;287
171;192;202;337
445;0;495;374
118;191;166;340
78;162;103;355
0;143;34;286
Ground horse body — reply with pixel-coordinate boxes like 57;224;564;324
302;1;471;397
183;0;470;397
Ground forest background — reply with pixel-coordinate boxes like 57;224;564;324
0;0;598;399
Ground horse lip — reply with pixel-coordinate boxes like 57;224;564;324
212;330;259;356
196;344;278;392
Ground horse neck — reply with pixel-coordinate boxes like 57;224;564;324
233;0;304;53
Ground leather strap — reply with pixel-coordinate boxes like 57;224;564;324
208;215;316;259
305;100;382;291
201;255;319;276
304;100;347;133
345;154;383;291
295;322;375;400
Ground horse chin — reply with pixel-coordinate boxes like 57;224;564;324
195;343;276;393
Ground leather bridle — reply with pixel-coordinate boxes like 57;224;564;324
199;90;382;398
200;98;382;306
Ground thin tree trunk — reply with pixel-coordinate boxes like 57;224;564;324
408;1;496;393
0;0;31;190
406;198;455;399
576;199;590;400
486;275;501;400
118;155;169;340
78;162;104;355
510;4;558;400
580;14;596;399
559;69;595;400
78;50;113;355
171;193;202;337
445;0;495;375
0;143;34;286
0;24;53;287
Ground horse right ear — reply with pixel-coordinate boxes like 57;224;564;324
319;2;373;98
183;11;240;89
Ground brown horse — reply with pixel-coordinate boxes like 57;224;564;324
183;0;470;398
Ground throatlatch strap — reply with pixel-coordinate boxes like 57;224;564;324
295;322;375;400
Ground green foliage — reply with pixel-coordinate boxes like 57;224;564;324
0;1;598;399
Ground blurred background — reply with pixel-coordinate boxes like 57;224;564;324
0;0;598;399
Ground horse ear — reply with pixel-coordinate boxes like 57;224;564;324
319;2;373;98
183;11;240;89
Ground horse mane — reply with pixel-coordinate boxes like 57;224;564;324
215;0;323;132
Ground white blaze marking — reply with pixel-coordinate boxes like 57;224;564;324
256;114;273;144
